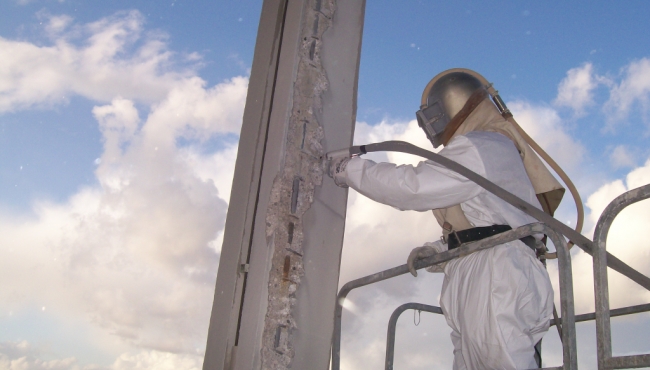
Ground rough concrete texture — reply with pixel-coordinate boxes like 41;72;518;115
261;0;335;368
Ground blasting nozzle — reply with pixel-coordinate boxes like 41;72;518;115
325;145;367;161
324;146;366;174
325;145;366;160
325;148;351;160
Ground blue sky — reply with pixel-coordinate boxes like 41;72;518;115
1;1;650;369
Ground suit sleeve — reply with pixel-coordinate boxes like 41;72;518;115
341;137;486;211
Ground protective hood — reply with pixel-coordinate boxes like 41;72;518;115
452;98;565;215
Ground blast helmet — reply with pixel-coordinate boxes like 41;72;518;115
416;69;487;148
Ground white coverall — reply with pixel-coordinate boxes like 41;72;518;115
339;131;554;369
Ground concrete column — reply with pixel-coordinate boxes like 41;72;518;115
202;0;365;369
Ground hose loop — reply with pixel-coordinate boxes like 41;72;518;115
441;68;584;260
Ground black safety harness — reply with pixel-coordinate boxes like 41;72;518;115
445;223;537;252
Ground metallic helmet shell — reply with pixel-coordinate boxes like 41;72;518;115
416;69;485;147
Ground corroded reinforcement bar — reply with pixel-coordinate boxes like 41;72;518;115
592;184;650;369
385;303;443;370
331;223;577;370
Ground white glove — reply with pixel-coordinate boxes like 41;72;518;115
407;241;447;277
328;155;351;188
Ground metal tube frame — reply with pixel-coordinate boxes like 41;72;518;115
332;222;577;370
593;184;650;369
383;302;650;370
385;304;557;370
385;303;443;370
550;303;650;327
380;185;650;370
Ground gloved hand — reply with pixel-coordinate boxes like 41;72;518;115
328;155;352;188
407;241;447;277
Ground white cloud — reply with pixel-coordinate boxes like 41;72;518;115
0;341;203;370
585;157;650;229
604;57;650;130
0;10;248;362
508;100;585;171
43;14;74;36
554;62;598;116
0;89;241;353
111;350;201;370
0;341;81;370
610;145;636;169
0;10;197;112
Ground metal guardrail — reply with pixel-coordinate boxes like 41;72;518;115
385;303;442;370
384;302;650;370
364;184;650;370
551;303;650;327
593;184;650;369
332;222;577;370
384;303;557;370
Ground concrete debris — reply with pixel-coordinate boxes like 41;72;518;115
261;0;335;368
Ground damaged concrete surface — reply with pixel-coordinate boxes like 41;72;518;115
261;1;334;367
203;0;365;368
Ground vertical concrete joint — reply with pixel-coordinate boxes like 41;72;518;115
261;0;336;368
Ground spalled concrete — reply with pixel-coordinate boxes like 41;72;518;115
203;0;365;368
260;2;333;367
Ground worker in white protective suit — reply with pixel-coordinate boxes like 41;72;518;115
329;69;565;369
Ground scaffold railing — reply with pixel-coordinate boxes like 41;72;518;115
592;184;650;369
332;184;650;370
332;222;577;370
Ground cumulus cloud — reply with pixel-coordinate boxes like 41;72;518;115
0;90;243;353
508;100;585;171
610;145;637;169
0;10;248;364
604;57;650;130
0;341;81;370
110;350;202;370
0;10;197;112
41;13;74;36
554;62;599;116
0;340;203;370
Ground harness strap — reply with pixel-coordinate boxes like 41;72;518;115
447;224;537;252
